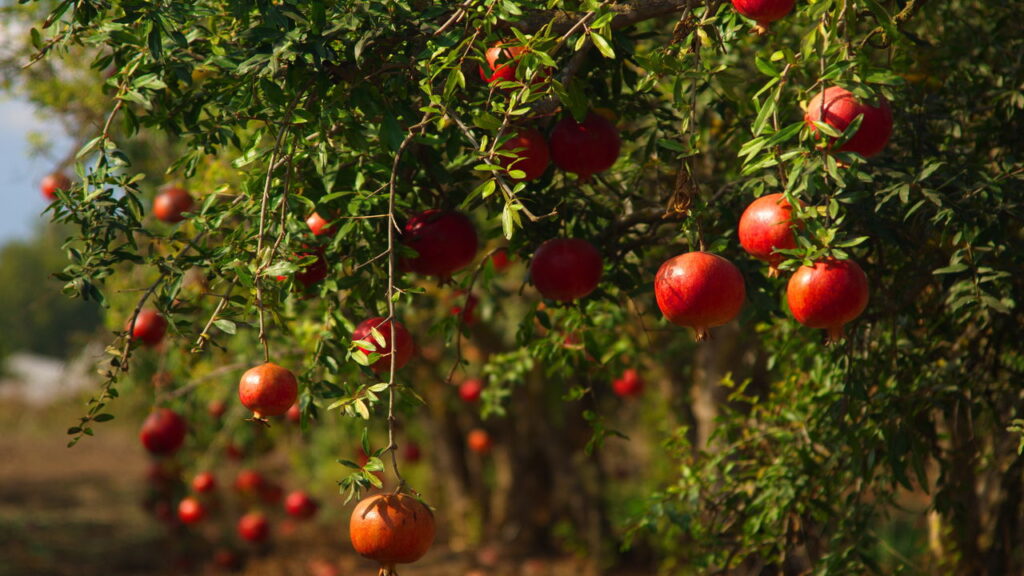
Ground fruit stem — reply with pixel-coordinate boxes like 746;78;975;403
753;23;770;35
693;327;711;342
825;326;846;345
767;264;781;279
379;565;397;576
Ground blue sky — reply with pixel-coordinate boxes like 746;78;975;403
0;97;72;244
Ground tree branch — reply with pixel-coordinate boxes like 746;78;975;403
507;0;698;34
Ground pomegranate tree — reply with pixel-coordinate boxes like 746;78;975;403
128;308;167;347
140;408;187;455
498;128;550;182
401;209;478;279
786;257;869;343
529;238;603;302
731;0;795;32
738;193;802;276
40;172;71;201
549;112;621;180
152;186;195;223
350;493;436;576
805;86;893;158
352;317;415;373
654;252;746;341
238;363;299;419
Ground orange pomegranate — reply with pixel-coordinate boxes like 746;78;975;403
350;493;436;575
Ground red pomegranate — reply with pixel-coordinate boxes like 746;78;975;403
401;210;478;278
654;252;746;341
530;238;603;302
451;291;478;326
140;408;187;455
306;212;335;236
786;257;869;343
40;172;71;200
805;86;893;158
192;471;216;493
458;378;484;403
612;368;644;398
549;112;621;181
128;308;167;347
286;402;302;423
153;186;195;223
238;362;299;419
237;512;270;543
350;493;436;575
294;248;329;287
732;0;795;31
490;248;511;271
212;549;244;571
208;399;227;419
403;442;422;463
479;41;528;85
738;193;802;276
234;469;265;495
178;497;206;525
467;429;493;454
498;129;550;182
285;490;319;519
352;317;415;373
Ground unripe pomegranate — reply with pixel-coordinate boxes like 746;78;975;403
612;368;644;398
350;493;436;575
192;471;216;493
401;209;478;279
153;186;195;223
479;41;527;85
352;317;415;373
140;408;187;455
458;378;484;403
178;497;206;524
234;469;265;495
237;512;270;543
498;129;550;182
549;112;621;181
127;308;167;347
738;193;802;276
732;0;795;32
467;428;492;454
238;362;299;419
530;238;603;302
786;257;869;343
805;86;893;158
285;490;319;519
41;172;71;200
654;252;746;341
306;212;335;236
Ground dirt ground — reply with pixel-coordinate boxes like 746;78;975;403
0;400;638;576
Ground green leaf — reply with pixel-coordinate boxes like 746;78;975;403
591;32;615;59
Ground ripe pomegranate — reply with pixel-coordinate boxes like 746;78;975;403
490;248;511;271
786;257;869;343
286;402;302;423
234;469;265;495
612;368;644;398
140;408;187;455
401;210;478;278
732;0;795;32
403;442;422;463
654;252;746;341
40;172;71;201
350;493;436;575
498;129;550;182
284;490;319;519
467;428;492;454
458;379;484;403
306;212;335;236
479;41;527;85
178;497;206;524
530;238;603;301
127;308;167;347
549;112;621;181
153;186;195;223
451;291;478;326
738;193;802;276
237;512;270;543
192;471;216;493
805;86;893;158
238;362;299;419
353;317;414;373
